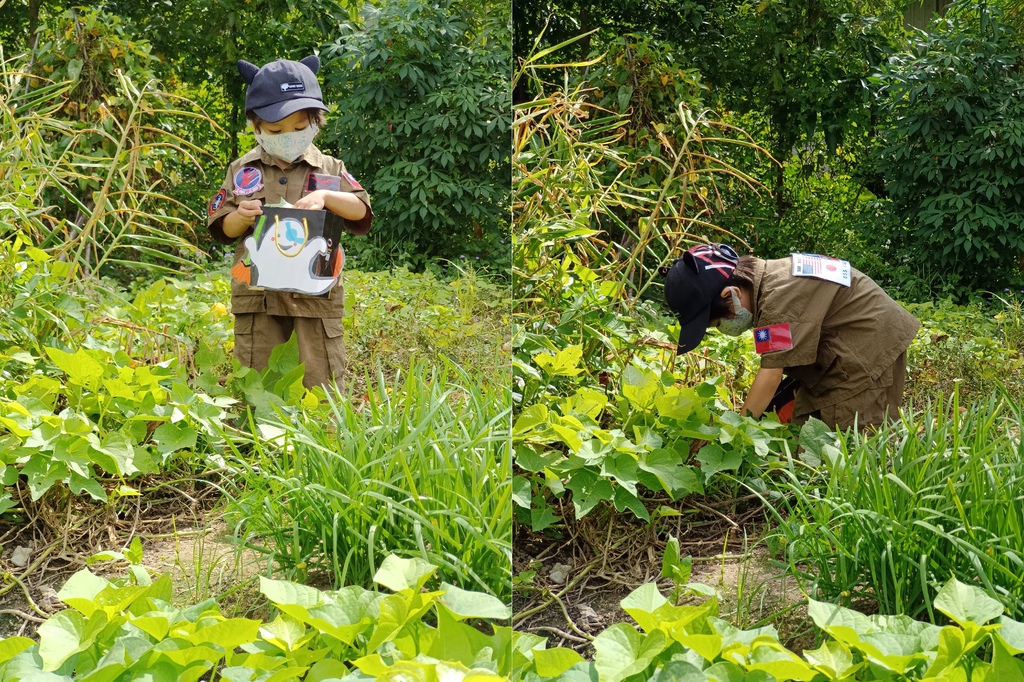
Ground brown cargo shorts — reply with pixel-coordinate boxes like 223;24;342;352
233;313;346;389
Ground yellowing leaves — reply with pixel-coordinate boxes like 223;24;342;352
534;345;584;377
45;346;105;391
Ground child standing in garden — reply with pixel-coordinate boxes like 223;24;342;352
663;243;921;431
206;56;372;389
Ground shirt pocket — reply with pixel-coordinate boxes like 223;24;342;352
807;335;875;396
795;337;847;396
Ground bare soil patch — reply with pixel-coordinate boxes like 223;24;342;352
0;472;270;639
513;495;817;655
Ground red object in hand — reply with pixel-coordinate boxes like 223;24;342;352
777;400;794;424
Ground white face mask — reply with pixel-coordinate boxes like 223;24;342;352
718;288;753;336
256;124;318;163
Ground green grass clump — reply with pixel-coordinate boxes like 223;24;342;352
768;389;1024;621
224;358;512;601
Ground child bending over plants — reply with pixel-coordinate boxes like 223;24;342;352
663;243;920;431
206;55;372;389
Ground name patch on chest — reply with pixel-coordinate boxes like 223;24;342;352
754;324;793;354
305;173;342;192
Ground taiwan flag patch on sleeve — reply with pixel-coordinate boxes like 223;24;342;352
754;323;793;354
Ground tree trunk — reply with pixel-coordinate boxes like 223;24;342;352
28;0;40;39
230;98;239;161
774;152;785;224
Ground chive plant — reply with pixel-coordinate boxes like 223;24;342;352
223;359;512;601
768;388;1024;621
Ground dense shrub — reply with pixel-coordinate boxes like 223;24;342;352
871;1;1024;288
320;0;511;270
0;45;208;280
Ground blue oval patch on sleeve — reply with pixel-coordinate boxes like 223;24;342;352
208;188;227;216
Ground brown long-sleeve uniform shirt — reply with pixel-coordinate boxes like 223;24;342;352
206;144;372;318
750;258;921;427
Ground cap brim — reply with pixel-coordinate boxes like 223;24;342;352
676;305;713;353
252;98;329;123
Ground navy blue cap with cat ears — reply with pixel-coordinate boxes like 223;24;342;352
238;55;329;123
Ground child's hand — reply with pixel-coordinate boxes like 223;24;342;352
295;190;367;221
237;199;263;226
221;199;264;239
294;190;327;211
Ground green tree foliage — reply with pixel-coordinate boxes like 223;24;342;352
515;0;904;183
711;121;888;271
565;34;708;187
660;0;904;248
514;0;916;273
547;34;772;266
514;39;767;311
101;0;355;161
0;0;45;48
27;6;159;110
513;0;692;72
320;0;511;268
682;2;901;155
871;1;1024;287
